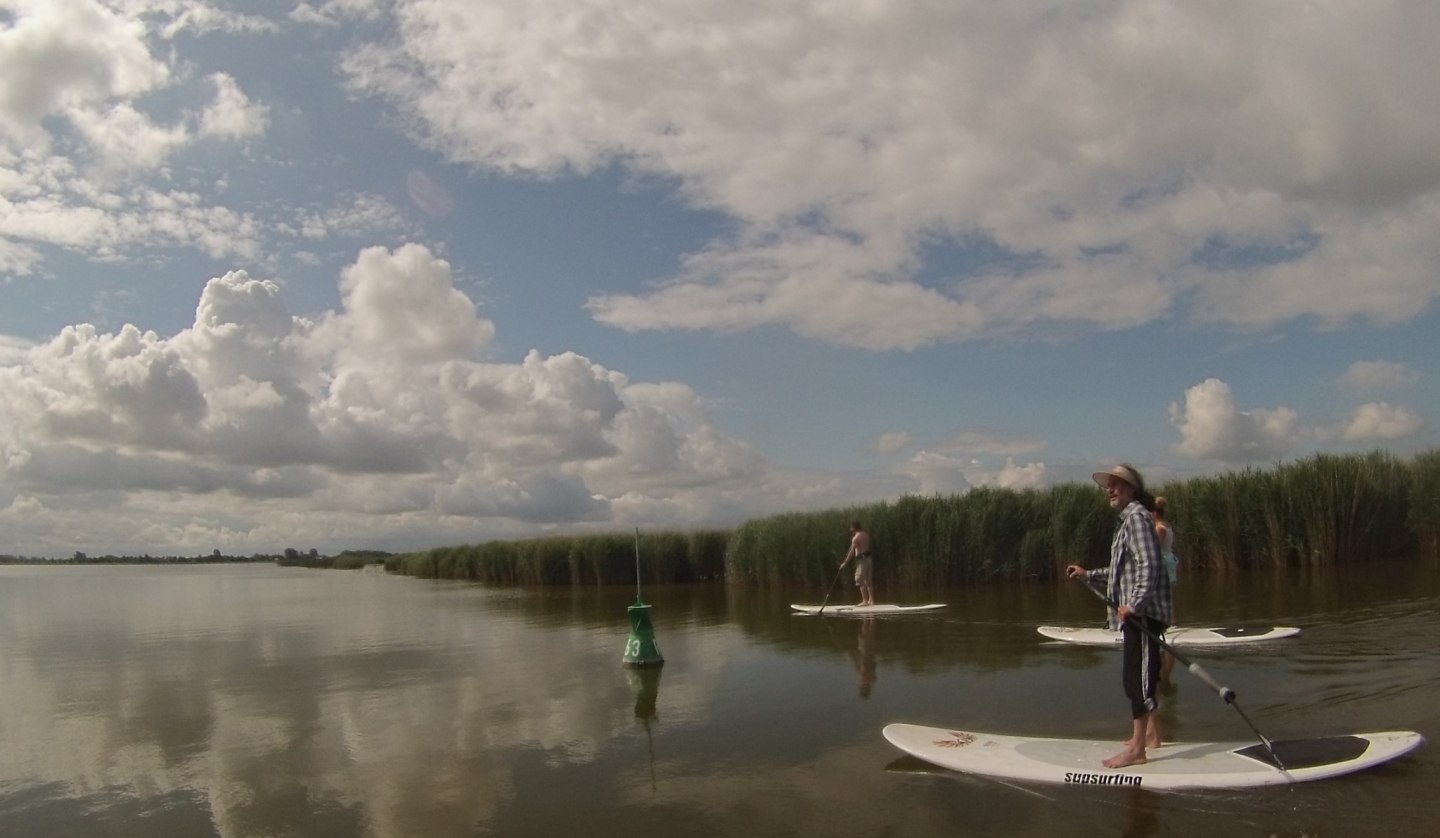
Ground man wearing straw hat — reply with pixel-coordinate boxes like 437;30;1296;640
1066;463;1174;769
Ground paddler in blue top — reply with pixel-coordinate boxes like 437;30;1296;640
1066;463;1174;769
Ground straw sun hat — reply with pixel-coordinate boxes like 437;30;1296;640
1091;464;1144;491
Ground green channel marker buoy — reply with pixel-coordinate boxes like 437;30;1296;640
622;528;664;668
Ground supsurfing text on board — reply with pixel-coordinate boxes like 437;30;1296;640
1064;772;1142;787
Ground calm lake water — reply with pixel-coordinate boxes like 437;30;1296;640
1;561;1437;837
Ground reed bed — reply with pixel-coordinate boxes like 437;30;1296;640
385;530;729;586
1160;451;1419;571
1407;449;1440;561
385;449;1437;586
725;484;1114;587
728;449;1436;587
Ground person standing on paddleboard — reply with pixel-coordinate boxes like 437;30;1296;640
1066;463;1174;769
1154;495;1179;683
839;521;875;607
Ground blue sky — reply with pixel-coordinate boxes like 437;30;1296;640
2;0;1437;558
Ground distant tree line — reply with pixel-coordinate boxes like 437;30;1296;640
2;548;394;566
1;551;279;565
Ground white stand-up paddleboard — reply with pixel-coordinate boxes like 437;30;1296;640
882;723;1424;790
790;603;946;615
1037;625;1301;647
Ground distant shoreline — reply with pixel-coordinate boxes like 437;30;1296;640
1;549;394;567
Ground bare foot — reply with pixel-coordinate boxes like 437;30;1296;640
1102;746;1147;768
1145;732;1162;749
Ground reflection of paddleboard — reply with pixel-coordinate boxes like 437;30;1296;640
790;603;946;615
882;723;1425;790
1037;625;1301;646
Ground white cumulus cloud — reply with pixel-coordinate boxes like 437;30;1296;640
339;0;1440;349
198;73;269;141
1169;378;1303;462
1341;402;1422;441
1339;360;1419;390
875;432;910;455
0;243;777;556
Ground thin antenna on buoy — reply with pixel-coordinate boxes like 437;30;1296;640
622;527;664;668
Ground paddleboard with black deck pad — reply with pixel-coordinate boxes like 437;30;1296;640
882;723;1424;790
791;603;946;615
1037;625;1301;647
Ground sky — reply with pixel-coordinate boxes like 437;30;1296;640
1;0;1437;559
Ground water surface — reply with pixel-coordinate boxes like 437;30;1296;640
1;561;1436;837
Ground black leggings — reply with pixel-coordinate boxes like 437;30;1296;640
1120;616;1166;719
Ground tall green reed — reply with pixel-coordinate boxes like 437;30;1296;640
1408;449;1440;561
725;484;1115;587
385;449;1434;586
387;530;728;586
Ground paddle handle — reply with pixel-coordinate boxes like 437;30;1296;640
1181;662;1235;704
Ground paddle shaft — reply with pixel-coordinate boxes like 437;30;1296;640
1075;574;1287;771
816;562;847;615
